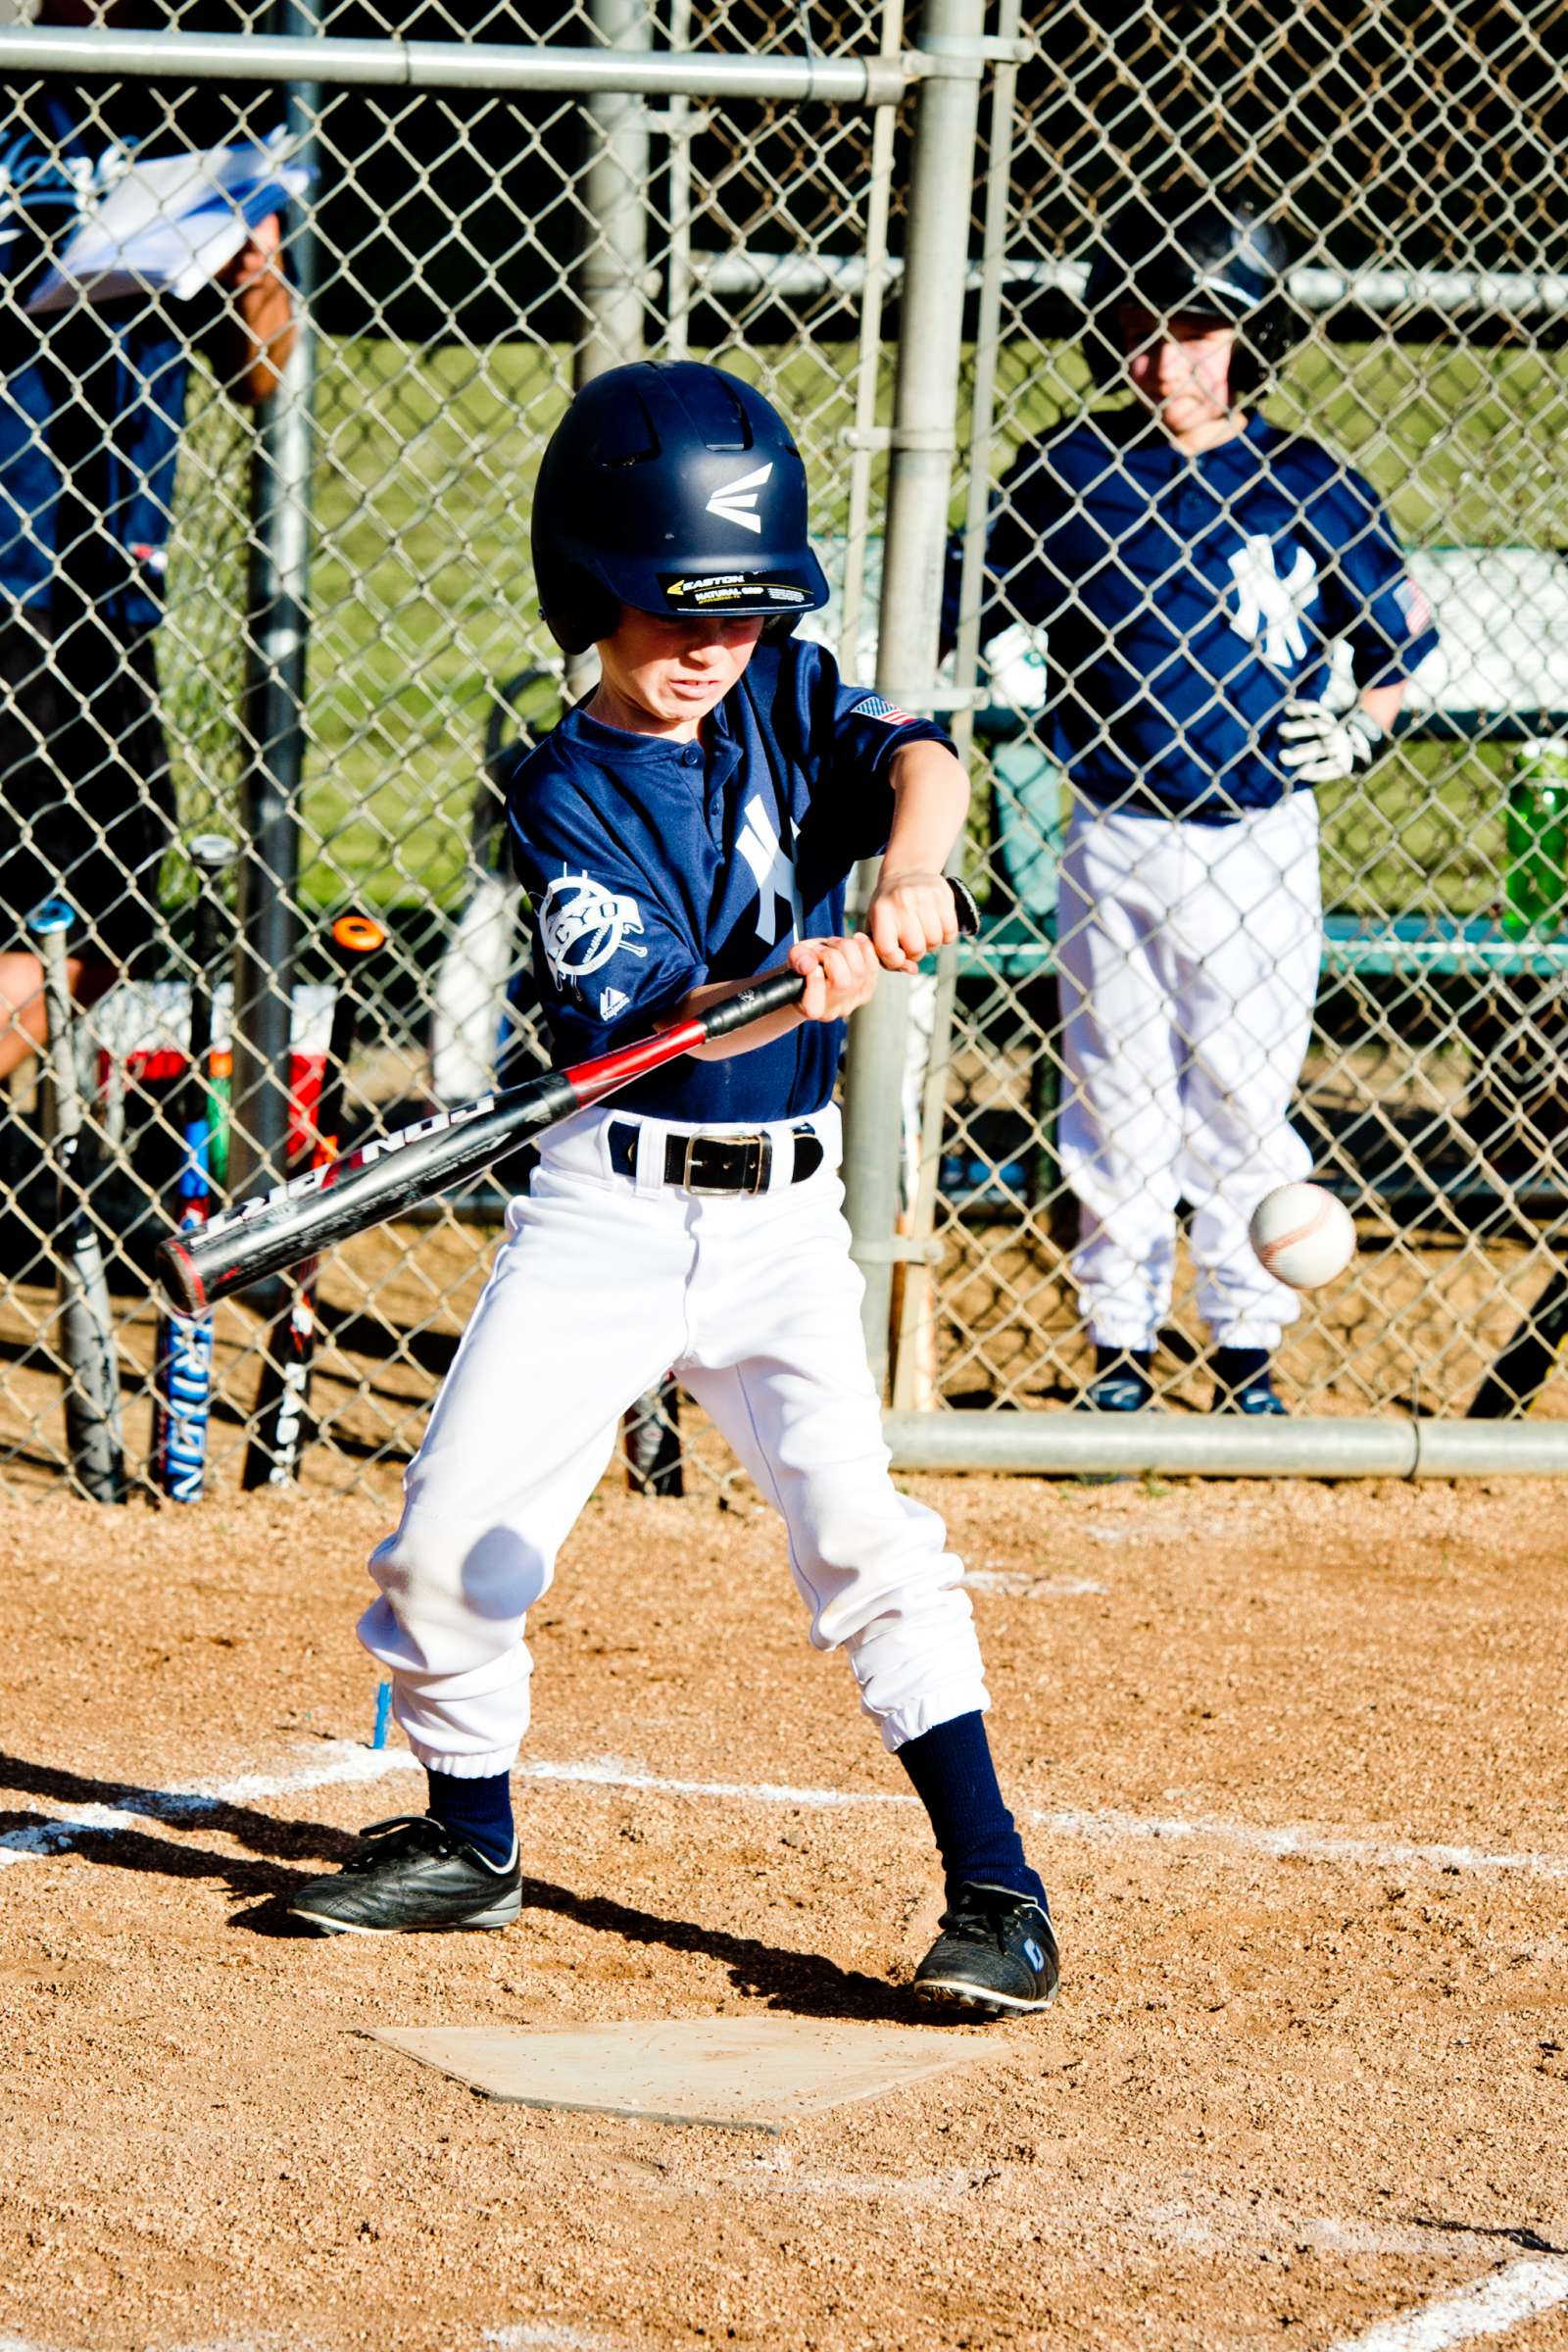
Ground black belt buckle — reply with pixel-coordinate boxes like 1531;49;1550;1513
675;1132;773;1195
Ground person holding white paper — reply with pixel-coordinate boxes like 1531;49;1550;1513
0;0;296;1080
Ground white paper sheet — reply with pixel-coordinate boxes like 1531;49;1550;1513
24;137;311;315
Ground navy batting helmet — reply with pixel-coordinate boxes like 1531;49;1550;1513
1083;197;1294;394
531;361;831;656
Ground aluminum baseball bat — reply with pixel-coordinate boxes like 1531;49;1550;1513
158;967;806;1312
159;889;980;1315
28;897;126;1502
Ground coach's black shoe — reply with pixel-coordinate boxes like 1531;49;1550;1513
1079;1346;1153;1412
912;1884;1060;2017
287;1814;521;1936
1211;1348;1288;1416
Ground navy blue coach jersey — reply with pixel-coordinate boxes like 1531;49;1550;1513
0;82;243;629
506;633;951;1122
981;408;1440;821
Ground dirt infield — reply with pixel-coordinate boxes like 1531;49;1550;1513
2;1472;1566;2352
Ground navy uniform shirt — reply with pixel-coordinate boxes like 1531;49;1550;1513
983;408;1441;821
506;633;951;1122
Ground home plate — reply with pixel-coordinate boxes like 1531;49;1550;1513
370;2016;996;2132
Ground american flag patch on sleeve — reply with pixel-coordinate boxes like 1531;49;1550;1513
1395;576;1434;635
853;694;915;726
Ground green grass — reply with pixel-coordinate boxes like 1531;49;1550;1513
157;333;1561;922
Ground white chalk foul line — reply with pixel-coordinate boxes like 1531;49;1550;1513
514;1759;1568;1885
1326;2255;1568;2351
1027;1804;1568;1885
4;1742;1568;1889
481;2326;621;2352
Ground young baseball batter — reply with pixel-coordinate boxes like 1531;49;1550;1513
979;193;1438;1413
288;361;1057;2017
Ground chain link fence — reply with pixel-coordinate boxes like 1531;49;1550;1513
892;0;1568;1455
1;0;1564;1501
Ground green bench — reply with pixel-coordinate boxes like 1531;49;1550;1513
959;908;1568;983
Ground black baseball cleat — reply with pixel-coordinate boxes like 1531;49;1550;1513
1079;1346;1154;1413
911;1883;1060;2017
287;1814;522;1936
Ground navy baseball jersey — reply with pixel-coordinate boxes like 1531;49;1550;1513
981;409;1440;821
506;633;951;1121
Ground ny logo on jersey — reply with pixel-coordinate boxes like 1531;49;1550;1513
1227;535;1320;668
736;795;803;948
706;463;772;535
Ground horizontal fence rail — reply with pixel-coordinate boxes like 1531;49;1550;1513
0;24;964;100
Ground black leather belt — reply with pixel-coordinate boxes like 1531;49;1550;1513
608;1120;824;1195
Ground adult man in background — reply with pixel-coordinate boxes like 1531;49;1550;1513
0;0;294;1080
977;192;1437;1413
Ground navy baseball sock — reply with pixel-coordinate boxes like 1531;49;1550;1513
1212;1347;1270;1392
423;1767;515;1868
897;1711;1047;1908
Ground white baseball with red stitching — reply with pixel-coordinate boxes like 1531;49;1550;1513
1249;1181;1356;1291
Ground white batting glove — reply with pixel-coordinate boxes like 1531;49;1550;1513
1277;700;1386;784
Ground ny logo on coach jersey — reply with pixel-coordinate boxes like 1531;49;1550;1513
706;463;772;535
737;795;803;948
1227;535;1320;668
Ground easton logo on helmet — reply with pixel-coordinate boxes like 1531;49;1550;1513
706;462;772;533
662;569;811;610
539;870;649;992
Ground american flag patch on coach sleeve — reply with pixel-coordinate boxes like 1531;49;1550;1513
853;694;915;725
1395;576;1434;635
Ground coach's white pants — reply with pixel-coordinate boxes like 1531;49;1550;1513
1055;793;1321;1352
359;1104;987;1776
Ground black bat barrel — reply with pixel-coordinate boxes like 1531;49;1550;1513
157;1074;581;1313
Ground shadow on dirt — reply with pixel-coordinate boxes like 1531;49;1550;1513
0;1811;309;1902
506;1872;944;2027
233;1865;940;2026
2;1755;950;2022
0;1749;361;1875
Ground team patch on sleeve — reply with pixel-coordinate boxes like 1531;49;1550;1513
852;694;916;726
538;869;649;996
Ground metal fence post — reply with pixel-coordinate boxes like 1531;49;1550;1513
579;0;652;381
840;0;985;1393
892;0;1022;1409
564;0;652;709
229;0;318;1197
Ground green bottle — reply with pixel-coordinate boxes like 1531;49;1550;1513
1503;739;1568;938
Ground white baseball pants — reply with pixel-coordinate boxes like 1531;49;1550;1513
359;1104;988;1776
1055;792;1322;1352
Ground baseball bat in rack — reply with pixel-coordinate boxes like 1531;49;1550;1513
157;881;979;1316
242;911;387;1489
28;897;125;1502
151;834;238;1501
